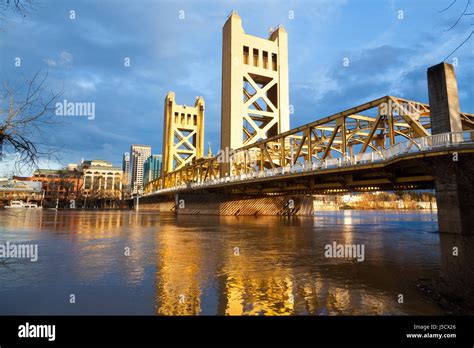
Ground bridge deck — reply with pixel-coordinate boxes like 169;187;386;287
145;130;474;196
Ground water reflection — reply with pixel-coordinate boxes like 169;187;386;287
0;210;472;315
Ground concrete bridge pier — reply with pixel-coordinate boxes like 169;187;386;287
135;192;314;216
174;192;313;216
438;233;474;310
428;62;473;235
432;156;474;234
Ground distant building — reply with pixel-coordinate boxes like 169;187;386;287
0;178;43;206
67;163;78;171
7;159;124;208
23;169;83;202
342;194;363;204
80;159;123;200
122;152;130;190
143;154;162;186
130;145;151;194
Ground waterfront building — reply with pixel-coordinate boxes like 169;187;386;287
130;145;151;194
0;178;43;207
79;159;123;200
67;163;78;171
25;169;83;202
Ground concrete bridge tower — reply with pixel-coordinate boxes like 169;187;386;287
162;92;205;177
220;11;290;174
428;62;474;235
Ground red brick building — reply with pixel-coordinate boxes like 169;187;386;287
15;169;83;203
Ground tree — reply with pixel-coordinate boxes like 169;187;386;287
439;0;474;60
0;71;62;170
0;0;36;28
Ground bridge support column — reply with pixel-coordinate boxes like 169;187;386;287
428;62;472;234
439;233;474;309
433;157;474;234
427;62;462;134
132;194;175;212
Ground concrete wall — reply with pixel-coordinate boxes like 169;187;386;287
175;193;313;216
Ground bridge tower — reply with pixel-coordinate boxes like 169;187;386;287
428;62;474;235
161;92;205;178
220;11;290;174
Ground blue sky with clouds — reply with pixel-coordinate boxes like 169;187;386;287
1;0;473;171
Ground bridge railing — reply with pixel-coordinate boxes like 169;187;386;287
148;130;473;194
381;131;471;160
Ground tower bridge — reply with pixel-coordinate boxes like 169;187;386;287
141;12;474;235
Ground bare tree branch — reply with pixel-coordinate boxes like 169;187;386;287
0;0;37;29
444;30;474;60
445;0;471;31
0;70;63;172
439;0;457;13
0;0;34;16
438;0;474;60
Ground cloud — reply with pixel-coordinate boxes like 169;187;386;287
290;26;473;126
43;51;73;68
2;0;472;169
59;51;73;65
43;59;57;67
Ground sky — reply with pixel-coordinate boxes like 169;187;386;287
1;0;473;172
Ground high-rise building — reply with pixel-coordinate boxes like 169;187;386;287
130;144;151;194
122;152;130;190
143;154;162;187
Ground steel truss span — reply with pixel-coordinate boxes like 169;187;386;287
146;95;474;194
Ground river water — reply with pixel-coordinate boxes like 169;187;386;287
0;209;465;315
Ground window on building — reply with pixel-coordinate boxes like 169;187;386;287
106;177;113;190
85;176;92;190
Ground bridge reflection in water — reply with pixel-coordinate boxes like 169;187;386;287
1;210;472;315
154;213;444;315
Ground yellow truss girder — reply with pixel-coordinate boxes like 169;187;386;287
147;95;474;191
